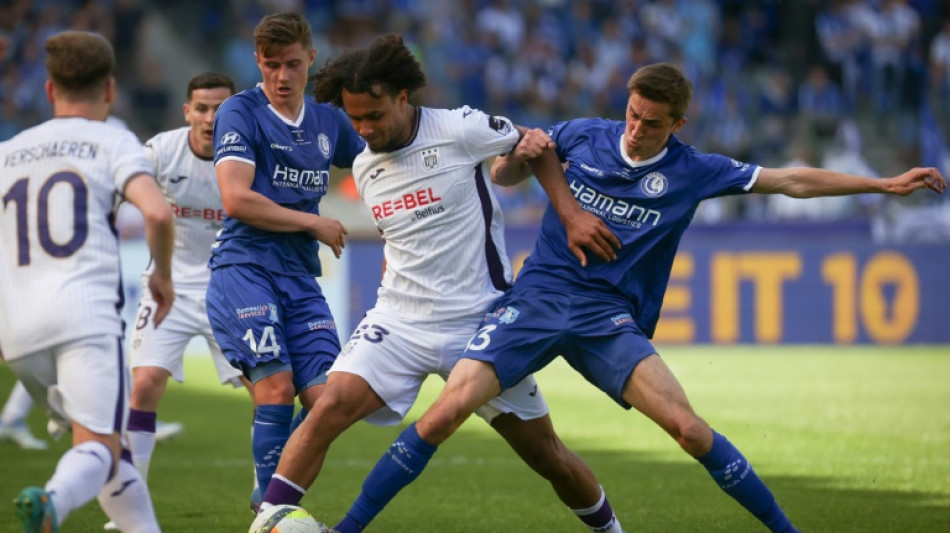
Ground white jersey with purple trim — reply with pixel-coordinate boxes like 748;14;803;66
353;106;521;321
142;126;224;294
0;117;152;360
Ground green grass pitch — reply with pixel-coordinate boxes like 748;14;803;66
1;345;948;532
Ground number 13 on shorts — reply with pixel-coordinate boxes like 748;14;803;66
466;325;497;351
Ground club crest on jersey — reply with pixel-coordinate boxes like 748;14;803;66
220;131;241;145
317;133;331;156
492;306;520;324
421;148;440;171
268;303;279;323
640;172;668;198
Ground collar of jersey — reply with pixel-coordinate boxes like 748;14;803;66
617;133;668;169
258;85;306;127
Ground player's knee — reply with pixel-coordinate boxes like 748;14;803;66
254;380;296;405
130;369;169;409
417;404;465;444
672;417;711;457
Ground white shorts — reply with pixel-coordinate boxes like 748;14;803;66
7;335;128;436
329;308;549;426
130;288;242;386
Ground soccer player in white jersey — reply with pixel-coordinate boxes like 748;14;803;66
351;63;947;533
258;34;626;533
124;71;251;481
0;31;173;532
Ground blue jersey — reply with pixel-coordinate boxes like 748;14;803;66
518;118;759;338
210;86;364;276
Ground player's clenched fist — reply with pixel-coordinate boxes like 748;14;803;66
513;128;556;161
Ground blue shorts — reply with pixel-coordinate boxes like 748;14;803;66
462;285;656;408
206;264;340;393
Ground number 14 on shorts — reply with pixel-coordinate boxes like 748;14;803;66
244;326;281;358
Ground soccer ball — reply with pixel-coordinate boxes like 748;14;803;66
249;504;329;533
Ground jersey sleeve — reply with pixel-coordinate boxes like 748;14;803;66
330;106;365;169
111;129;154;194
547;119;588;163
142;133;165;188
455;106;522;162
690;149;761;199
213;98;256;167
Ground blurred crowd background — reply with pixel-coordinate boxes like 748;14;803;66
2;0;949;241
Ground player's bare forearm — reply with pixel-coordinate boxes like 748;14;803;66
528;151;620;265
755;166;947;198
490;154;532;186
222;187;325;233
492;126;552;186
124;173;175;278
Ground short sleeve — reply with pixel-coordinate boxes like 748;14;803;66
213;99;255;167
111;128;154;194
690;150;761;199
455;106;522;162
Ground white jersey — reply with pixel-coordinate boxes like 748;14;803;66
353;106;520;321
0;118;152;360
142;126;224;293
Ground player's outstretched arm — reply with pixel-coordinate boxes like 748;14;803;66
754;166;947;198
217;160;348;257
124;172;175;326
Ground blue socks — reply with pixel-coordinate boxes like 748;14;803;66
335;423;437;533
699;431;794;533
253;404;294;495
290;407;308;434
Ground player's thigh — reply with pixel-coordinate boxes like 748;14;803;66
129;292;198;383
278;275;341;392
564;329;656;409
37;336;126;436
199;310;244;387
206;265;289;373
331;309;446;426
6;349;57;414
461;289;569;391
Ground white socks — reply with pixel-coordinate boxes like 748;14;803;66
97;457;162;533
45;440;112;526
128;429;157;482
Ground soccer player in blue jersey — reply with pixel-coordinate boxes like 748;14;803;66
205;12;364;508
336;63;946;532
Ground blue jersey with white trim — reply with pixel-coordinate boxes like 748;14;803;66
518;118;760;337
210;86;364;276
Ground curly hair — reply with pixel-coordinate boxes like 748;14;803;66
312;34;426;106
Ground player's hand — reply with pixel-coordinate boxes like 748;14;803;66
563;209;620;267
310;215;348;258
888;167;947;196
147;273;175;327
513;128;555;161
